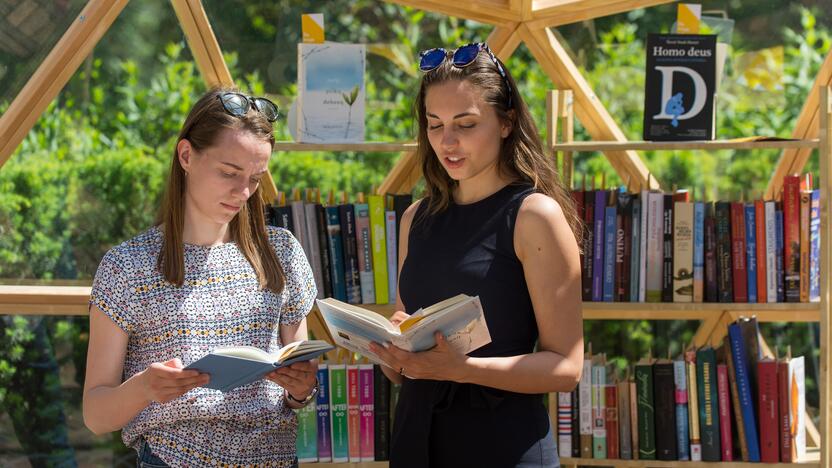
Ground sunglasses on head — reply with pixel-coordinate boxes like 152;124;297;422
217;92;279;122
418;42;513;108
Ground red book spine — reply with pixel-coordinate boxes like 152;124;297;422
758;360;780;463
783;175;801;302
717;364;733;461
754;200;768;302
730;202;748;302
777;361;792;462
605;385;619;459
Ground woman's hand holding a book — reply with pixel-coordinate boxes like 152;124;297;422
140;358;210;404
369;332;470;381
388;310;411;328
266;360;318;404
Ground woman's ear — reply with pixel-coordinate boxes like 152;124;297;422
500;110;516;138
177;139;195;173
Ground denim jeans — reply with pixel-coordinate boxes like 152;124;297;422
515;422;560;468
136;439;169;468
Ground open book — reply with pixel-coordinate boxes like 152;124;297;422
315;294;491;366
186;340;334;392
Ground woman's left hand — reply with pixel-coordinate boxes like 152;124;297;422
266;359;318;400
369;332;469;382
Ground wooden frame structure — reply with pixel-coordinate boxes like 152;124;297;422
0;0;830;467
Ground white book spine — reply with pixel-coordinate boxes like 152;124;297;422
385;211;397;303
790;357;806;461
765;201;778;302
673;202;694;302
579;359;593;438
639;190;650;302
290;200;310;260
646;192;664;302
305;204;325;299
558;392;573;458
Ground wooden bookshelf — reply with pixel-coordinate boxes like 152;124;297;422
560;448;821;468
273;142;416;152
550;139;820;152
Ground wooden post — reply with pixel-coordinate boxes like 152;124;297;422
818;85;831;468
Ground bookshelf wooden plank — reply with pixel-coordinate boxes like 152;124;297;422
560;449;820;467
486;22;522;61
551;139;820;152
818;85;832;468
528;0;675;29
384;0;521;25
273;142;417;152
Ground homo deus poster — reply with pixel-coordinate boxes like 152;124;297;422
643;34;716;141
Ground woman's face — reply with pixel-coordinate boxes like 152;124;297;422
424;79;511;183
178;128;271;226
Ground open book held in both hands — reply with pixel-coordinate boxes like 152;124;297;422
315;294;491;366
185;340;334;393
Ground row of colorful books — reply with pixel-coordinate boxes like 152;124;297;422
557;318;807;463
296;362;400;463
266;189;412;305
574;173;820;303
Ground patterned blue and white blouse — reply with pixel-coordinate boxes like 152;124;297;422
90;225;317;467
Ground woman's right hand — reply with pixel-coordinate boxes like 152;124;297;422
389;310;411;327
140;358;209;404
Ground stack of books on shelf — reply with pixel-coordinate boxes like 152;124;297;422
557;317;807;463
296;359;400;463
573;173;821;303
266;189;412;305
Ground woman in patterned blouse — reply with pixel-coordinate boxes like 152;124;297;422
83;89;319;467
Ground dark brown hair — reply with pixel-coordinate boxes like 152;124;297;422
415;48;583;245
155;88;285;293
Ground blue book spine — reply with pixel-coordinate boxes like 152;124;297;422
744;203;757;303
630;199;642;302
693;201;705;302
326;207;348;301
673;360;690;461
776;209;786;302
592;190;606;301
603;205;617;302
809;190;820;302
316;365;333;461
728;324;761;462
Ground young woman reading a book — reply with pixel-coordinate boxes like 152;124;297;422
369;42;584;467
83;89;319;467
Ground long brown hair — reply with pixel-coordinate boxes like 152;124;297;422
415;46;583;245
155;88;286;293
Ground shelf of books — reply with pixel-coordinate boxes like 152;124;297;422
550;138;819;152
273;141;416;152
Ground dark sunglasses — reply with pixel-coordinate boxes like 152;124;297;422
217;92;279;122
418;42;513;108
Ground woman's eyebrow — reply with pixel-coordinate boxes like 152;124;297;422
220;162;268;175
426;112;477;119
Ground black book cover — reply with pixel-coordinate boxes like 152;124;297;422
704;202;718;302
615;191;633;302
314;205;333;298
373;365;391;461
582;190;595;301
738;317;762;412
652;360;678;460
570;388;581;457
267;205;295;232
662;194;674;302
388;193;413;239
714;201;734;302
338;204;362;304
643;34;717;141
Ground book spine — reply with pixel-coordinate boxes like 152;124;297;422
686;350;703;461
758;360;780;463
662;195;674;302
571;388;581;458
730;202;748;302
315;205;334;299
579;358;593;458
368;195;389;304
305;204;326;300
789;357;806;461
274;205;295;232
809;190;820;302
739;317;762;401
765;201;778;302
799;189;811;302
354;204;375;304
646;192;664;302
696;348;721;461
316;364;332;462
704;202;718;303
726;334;749;461
359;364;375;461
592;190;606;301
605;385;619;459
776;206;786;302
673;201;694;302
603;204;617;302
616;192;632;302
325;207;348;302
339;204;362;304
329;364;349;462
693;201;705;302
290;200;309;258
347;365;361;461
582;191;595;301
296;395;318;462
373;365;390;461
639;190;650;302
744;203;758;303
755;200;768;303
653;361;678;460
728;324;761;461
630;198;643;302
778;361;792;462
630;380;639;460
558;392;573;458
617;381;633;459
592;364;607;458
635;363;656;459
714;201;733;302
717;363;733;461
673;359;690;460
385;210;398;303
783;175;801;301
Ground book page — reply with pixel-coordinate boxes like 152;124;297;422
396;296;491;354
316;298;399;366
213;345;272;362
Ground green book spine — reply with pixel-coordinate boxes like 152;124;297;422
329;364;349;462
296;399;318;462
696;347;721;461
368;195;389;304
636;363;656;460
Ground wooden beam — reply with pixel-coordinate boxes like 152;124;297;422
0;0;129;170
765;49;832;200
486;23;522;61
385;0;521;26
818;85;831;468
519;24;659;190
528;0;676;30
378;151;421;194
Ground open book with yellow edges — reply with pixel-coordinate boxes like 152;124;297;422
315;294;491;366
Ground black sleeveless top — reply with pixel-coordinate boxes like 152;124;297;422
391;183;550;467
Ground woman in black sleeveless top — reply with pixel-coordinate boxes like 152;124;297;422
369;42;583;468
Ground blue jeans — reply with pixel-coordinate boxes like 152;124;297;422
516;422;560;468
